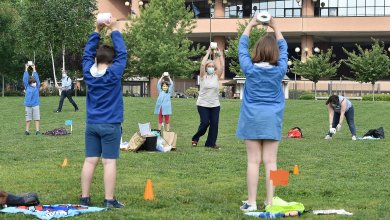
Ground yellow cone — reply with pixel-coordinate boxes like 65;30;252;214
62;158;68;168
293;165;299;175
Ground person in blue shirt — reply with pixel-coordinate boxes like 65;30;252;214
23;64;41;135
154;73;173;131
55;70;79;112
324;95;357;140
80;17;126;209
237;16;288;212
56;70;79;113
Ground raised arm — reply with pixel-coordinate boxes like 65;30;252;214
167;76;174;93
200;48;211;78
32;65;40;86
213;48;224;79
82;32;101;75
23;64;29;89
269;18;288;74
107;19;127;80
239;16;259;75
157;75;163;93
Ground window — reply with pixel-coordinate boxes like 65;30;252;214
316;0;389;17
225;0;301;18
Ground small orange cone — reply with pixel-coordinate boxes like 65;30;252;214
144;179;154;200
293;165;299;175
62;158;68;168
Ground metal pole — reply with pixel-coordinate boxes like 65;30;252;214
294;73;297;99
209;2;212;60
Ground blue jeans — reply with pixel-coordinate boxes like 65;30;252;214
192;106;220;147
329;106;356;136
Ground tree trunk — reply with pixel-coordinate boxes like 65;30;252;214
314;82;317;100
62;44;65;72
372;83;375;101
1;74;4;97
49;43;59;95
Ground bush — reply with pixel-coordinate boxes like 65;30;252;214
185;87;198;98
299;93;315;100
362;94;390;101
3;91;24;96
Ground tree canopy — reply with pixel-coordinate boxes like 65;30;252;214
123;0;203;78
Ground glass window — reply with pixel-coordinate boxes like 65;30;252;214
348;0;357;7
294;9;301;17
329;0;338;7
338;8;347;16
385;7;390;15
268;1;275;8
268;9;276;17
356;7;365;16
348;7;356;16
376;0;385;7
356;0;365;7
376;7;384;16
365;7;375;15
285;9;293;17
276;8;284;17
285;0;293;8
329;8;337;16
366;0;374;7
339;1;347;7
321;9;329;17
276;0;284;8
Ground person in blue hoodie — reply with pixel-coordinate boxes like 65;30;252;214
23;63;40;135
154;73;173;131
80;17;127;209
237;16;288;212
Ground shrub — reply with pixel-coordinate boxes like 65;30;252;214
299;93;315;100
185;87;198;98
3;91;24;96
362;94;390;101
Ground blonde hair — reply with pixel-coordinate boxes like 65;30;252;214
204;60;217;72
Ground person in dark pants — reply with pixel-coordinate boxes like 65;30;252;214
325;95;357;140
55;70;79;112
192;46;224;149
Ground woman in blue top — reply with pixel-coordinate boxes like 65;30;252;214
237;16;288;212
324;95;357;140
154;73;174;131
23;63;41;135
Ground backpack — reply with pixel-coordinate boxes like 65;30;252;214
0;191;40;207
363;127;385;139
287;127;303;138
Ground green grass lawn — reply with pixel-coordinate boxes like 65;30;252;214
0;97;389;219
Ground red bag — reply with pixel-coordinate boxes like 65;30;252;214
287;127;303;138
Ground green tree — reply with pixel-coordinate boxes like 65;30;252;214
292;48;340;99
0;1;19;96
343;39;390;101
225;22;266;77
16;0;96;86
123;0;202;79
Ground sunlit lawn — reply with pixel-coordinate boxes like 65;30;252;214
0;97;389;219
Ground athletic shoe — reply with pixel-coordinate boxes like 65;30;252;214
25;131;30;135
240;201;257;212
210;145;220;149
79;196;91;206
192;141;198;147
324;135;332;140
352;136;357;141
54;110;61;113
103;199;124;209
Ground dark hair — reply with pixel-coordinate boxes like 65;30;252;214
28;77;36;84
161;81;169;93
96;44;115;65
326;95;339;105
251;34;279;65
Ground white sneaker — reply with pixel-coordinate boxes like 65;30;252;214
352;136;356;141
240;201;257;212
324;135;332;140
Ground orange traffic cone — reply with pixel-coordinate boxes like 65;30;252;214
293;165;299;175
62;158;68;168
144;179;154;200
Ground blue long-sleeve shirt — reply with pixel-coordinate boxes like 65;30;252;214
82;31;127;124
61;76;72;90
23;71;40;107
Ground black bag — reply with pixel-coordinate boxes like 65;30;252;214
0;191;40;206
363;127;385;139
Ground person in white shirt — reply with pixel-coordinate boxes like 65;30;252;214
55;70;79;112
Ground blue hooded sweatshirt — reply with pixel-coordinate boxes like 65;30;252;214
23;71;40;107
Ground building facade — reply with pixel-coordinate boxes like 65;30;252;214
97;0;390;97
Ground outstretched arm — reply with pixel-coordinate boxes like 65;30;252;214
327;104;334;128
213;48;224;79
200;48;211;78
239;16;259;75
